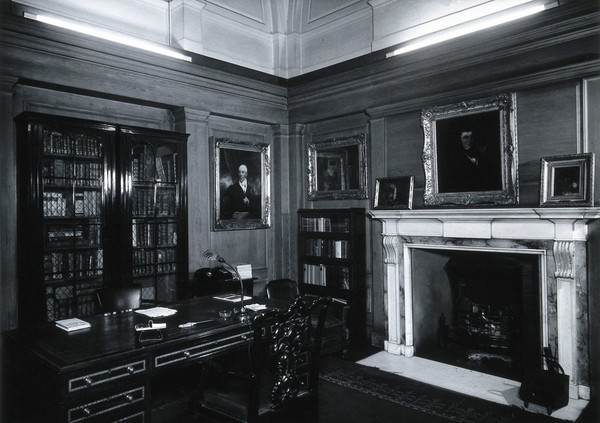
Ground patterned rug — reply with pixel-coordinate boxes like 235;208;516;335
320;363;567;423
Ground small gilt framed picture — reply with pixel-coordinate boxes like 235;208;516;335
373;176;414;210
540;153;594;207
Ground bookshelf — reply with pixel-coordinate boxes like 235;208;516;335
298;208;366;349
16;112;188;325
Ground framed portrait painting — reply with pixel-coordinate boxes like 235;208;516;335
421;93;519;206
307;134;368;201
212;137;271;231
540;153;594;207
373;176;414;210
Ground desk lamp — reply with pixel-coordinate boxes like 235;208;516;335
203;249;249;322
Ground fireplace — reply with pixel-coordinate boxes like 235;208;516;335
370;207;600;402
411;249;540;381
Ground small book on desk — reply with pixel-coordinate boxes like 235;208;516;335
55;317;91;332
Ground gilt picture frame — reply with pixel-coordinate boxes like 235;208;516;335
212;137;271;231
421;93;519;207
373;176;414;210
540;153;594;207
307;134;368;201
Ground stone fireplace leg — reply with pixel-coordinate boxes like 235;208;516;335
554;241;575;393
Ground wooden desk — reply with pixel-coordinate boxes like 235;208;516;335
3;296;280;423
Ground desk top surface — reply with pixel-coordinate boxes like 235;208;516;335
5;296;284;370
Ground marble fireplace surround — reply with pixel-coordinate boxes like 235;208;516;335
370;207;600;400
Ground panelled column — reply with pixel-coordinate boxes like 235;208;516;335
173;107;211;274
271;124;304;280
367;115;387;346
1;76;18;330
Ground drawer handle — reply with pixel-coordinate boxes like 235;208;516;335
183;351;191;358
126;366;135;374
125;394;134;403
84;377;93;387
83;407;91;416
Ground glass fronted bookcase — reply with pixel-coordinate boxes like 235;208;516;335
16;112;188;325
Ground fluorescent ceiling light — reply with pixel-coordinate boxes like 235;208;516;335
23;11;192;62
386;1;557;58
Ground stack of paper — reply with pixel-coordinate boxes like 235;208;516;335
55;317;91;332
135;307;177;318
236;263;253;280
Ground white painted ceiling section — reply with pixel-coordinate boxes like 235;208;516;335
12;0;558;78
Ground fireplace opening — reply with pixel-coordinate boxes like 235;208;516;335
412;249;541;381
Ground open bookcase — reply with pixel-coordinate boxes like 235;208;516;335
298;208;367;349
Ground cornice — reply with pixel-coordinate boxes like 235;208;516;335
365;59;600;119
287;7;600;103
0;13;288;97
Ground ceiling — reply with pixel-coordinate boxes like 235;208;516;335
12;0;561;78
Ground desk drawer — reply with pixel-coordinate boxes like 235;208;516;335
155;331;250;367
67;386;145;423
69;360;146;393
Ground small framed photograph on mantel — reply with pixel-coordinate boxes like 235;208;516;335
373;176;414;210
540;153;594;207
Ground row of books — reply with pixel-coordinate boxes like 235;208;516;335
43;160;103;183
131;188;176;217
46;225;102;249
300;217;350;233
302;263;351;290
131;156;177;183
133;263;177;276
132;248;177;266
43;250;103;281
132;221;178;247
45;280;103;321
303;239;350;259
43;130;103;157
43;191;102;217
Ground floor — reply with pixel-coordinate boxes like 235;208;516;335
357;350;589;422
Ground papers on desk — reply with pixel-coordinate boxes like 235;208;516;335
244;303;267;312
135;307;177;318
213;294;253;303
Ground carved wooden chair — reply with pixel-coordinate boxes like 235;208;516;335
266;279;348;355
193;296;332;423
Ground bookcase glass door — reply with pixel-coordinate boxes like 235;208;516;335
130;141;179;303
41;128;107;321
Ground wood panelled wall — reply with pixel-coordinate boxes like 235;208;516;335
0;10;291;330
289;1;600;349
1;0;599;375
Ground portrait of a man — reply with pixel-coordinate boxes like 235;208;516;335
421;93;518;206
213;138;271;230
436;111;503;194
221;163;260;220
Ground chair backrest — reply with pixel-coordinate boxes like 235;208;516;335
96;285;142;313
265;279;300;302
192;267;234;297
248;296;332;418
